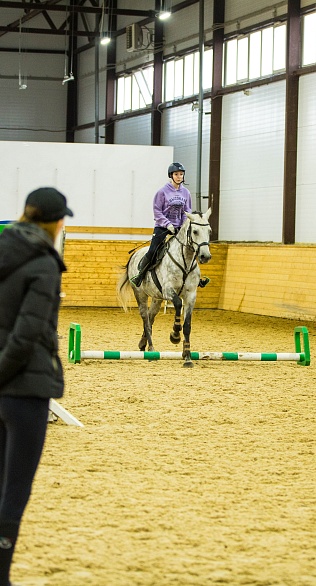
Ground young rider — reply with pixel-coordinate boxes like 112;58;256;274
130;162;210;288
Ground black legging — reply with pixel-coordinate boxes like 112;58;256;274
0;396;49;523
143;226;171;266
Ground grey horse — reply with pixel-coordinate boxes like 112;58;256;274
117;208;212;367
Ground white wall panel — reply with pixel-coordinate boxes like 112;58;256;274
163;4;199;56
220;81;286;241
114;114;151;145
225;0;287;34
75;129;96;144
301;0;314;7
161;100;211;212
0;79;66;142
77;77;96;126
296;73;316;243
0;141;173;233
77;48;107;130
116;37;153;73
78;48;96;77
161;2;214;55
0;52;64;78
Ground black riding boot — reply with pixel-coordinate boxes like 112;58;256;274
198;277;210;288
130;254;150;287
0;520;19;586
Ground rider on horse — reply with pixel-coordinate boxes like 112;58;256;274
130;162;210;289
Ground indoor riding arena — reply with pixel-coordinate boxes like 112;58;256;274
11;236;316;586
2;0;316;585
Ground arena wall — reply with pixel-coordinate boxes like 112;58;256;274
218;243;316;320
61;230;316;321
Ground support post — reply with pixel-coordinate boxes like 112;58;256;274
68;322;82;363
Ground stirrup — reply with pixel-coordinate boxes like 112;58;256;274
198;277;210;288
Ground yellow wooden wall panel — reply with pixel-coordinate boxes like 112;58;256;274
218;244;316;320
61;237;316;319
61;240;227;310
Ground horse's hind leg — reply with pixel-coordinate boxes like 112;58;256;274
138;298;162;351
170;293;183;345
132;289;153;351
149;298;162;327
138;329;147;351
137;302;155;351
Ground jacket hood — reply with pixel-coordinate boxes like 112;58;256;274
165;182;186;192
0;222;66;281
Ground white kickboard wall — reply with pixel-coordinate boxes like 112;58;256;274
0;141;173;234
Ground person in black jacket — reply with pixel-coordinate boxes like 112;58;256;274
0;187;73;586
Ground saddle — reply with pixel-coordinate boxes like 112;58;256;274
151;239;169;268
137;237;170;272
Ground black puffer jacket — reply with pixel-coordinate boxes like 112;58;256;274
0;222;66;398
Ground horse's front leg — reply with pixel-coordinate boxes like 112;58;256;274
182;297;196;368
170;292;183;345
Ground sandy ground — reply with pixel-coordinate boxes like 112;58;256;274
11;307;316;586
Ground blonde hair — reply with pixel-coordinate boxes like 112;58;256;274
20;205;62;242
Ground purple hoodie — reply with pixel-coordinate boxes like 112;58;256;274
153;182;192;228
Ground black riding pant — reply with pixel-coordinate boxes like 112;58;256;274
143;226;171;267
0;396;49;523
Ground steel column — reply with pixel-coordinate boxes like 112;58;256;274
283;0;300;244
208;0;225;241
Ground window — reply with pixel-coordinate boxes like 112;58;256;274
273;24;286;71
184;53;194;96
116;66;153;114
163;48;213;101
237;37;249;81
261;27;273;76
117;49;213;113
249;31;261;79
302;12;316;66
225;39;237;85
165;60;175;101
224;24;286;86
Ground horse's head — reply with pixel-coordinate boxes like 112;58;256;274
184;207;212;264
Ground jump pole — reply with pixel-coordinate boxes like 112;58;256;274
68;323;310;366
48;399;84;427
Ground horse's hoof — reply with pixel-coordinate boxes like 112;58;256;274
183;360;194;368
170;333;181;344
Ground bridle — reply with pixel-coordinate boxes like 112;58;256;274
186;220;211;253
165;218;211;286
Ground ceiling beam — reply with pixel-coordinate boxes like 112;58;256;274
0;25;104;37
0;1;155;17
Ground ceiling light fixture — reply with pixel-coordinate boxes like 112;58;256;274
100;0;112;46
62;2;75;85
18;19;27;89
158;0;172;20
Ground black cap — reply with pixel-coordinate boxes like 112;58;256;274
25;187;74;222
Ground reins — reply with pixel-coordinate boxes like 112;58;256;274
165;219;211;295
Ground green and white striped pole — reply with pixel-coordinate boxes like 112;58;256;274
68;323;310;366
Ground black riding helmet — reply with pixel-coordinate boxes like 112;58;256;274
168;162;185;181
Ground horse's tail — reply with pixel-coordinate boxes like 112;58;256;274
116;260;133;313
